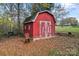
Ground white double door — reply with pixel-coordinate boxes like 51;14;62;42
40;21;51;37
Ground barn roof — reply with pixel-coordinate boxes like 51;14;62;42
24;10;56;23
24;14;36;23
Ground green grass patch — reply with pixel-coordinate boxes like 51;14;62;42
56;26;79;33
48;49;61;56
48;48;79;56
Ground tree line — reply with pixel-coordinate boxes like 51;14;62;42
60;17;78;26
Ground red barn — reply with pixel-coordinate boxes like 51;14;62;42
23;10;56;41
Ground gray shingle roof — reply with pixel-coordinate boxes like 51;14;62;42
24;15;35;23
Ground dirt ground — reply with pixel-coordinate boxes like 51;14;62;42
0;34;79;56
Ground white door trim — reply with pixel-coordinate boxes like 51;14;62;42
39;21;51;38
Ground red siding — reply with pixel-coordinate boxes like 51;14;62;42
24;22;33;38
33;12;55;38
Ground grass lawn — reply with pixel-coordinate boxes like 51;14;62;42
56;26;79;33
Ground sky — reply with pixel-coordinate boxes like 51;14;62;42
61;3;79;22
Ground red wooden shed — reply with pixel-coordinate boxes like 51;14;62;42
23;10;56;41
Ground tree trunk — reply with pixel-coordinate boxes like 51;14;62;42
17;3;20;34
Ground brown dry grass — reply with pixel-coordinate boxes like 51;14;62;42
0;34;79;56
